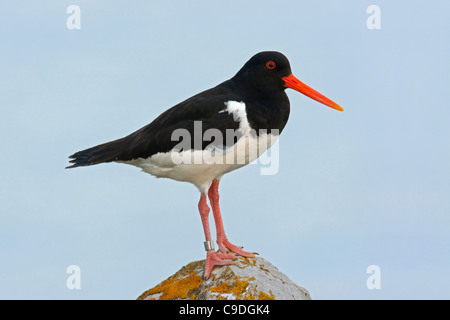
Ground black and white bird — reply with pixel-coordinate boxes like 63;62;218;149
67;51;343;279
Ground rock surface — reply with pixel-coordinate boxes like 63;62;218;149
138;256;311;300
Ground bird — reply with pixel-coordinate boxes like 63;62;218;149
67;51;343;279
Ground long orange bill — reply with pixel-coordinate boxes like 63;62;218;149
282;74;343;111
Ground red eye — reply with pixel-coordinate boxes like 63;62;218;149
265;61;276;69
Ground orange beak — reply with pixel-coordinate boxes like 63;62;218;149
282;74;343;111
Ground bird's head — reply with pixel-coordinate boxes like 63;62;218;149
234;51;343;112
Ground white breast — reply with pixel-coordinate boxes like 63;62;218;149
119;101;279;193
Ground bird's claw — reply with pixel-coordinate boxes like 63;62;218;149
217;238;255;258
204;250;236;280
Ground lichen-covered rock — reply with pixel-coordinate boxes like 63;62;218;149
138;256;311;300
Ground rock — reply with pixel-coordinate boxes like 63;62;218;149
138;256;311;300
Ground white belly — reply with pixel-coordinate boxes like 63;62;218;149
120;133;278;193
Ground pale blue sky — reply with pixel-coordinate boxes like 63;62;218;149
1;1;449;299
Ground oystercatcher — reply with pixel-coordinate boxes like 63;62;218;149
67;51;343;279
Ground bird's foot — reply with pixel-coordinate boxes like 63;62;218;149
217;238;256;258
204;250;236;280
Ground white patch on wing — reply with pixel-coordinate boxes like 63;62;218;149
223;101;251;135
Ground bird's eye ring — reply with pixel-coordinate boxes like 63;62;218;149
265;61;276;70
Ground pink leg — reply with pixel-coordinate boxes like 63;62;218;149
198;193;235;279
208;179;255;258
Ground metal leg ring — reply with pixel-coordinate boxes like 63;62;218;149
204;240;215;251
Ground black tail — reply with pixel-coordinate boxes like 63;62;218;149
66;138;128;169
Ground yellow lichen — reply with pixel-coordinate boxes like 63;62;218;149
139;256;286;301
231;280;249;296
141;273;202;300
211;282;230;293
258;291;276;300
209;278;252;300
138;261;205;300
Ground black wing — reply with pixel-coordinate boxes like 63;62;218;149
67;82;243;168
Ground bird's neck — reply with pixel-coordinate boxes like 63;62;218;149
244;91;291;134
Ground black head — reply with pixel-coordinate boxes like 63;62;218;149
233;51;343;111
233;51;292;94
